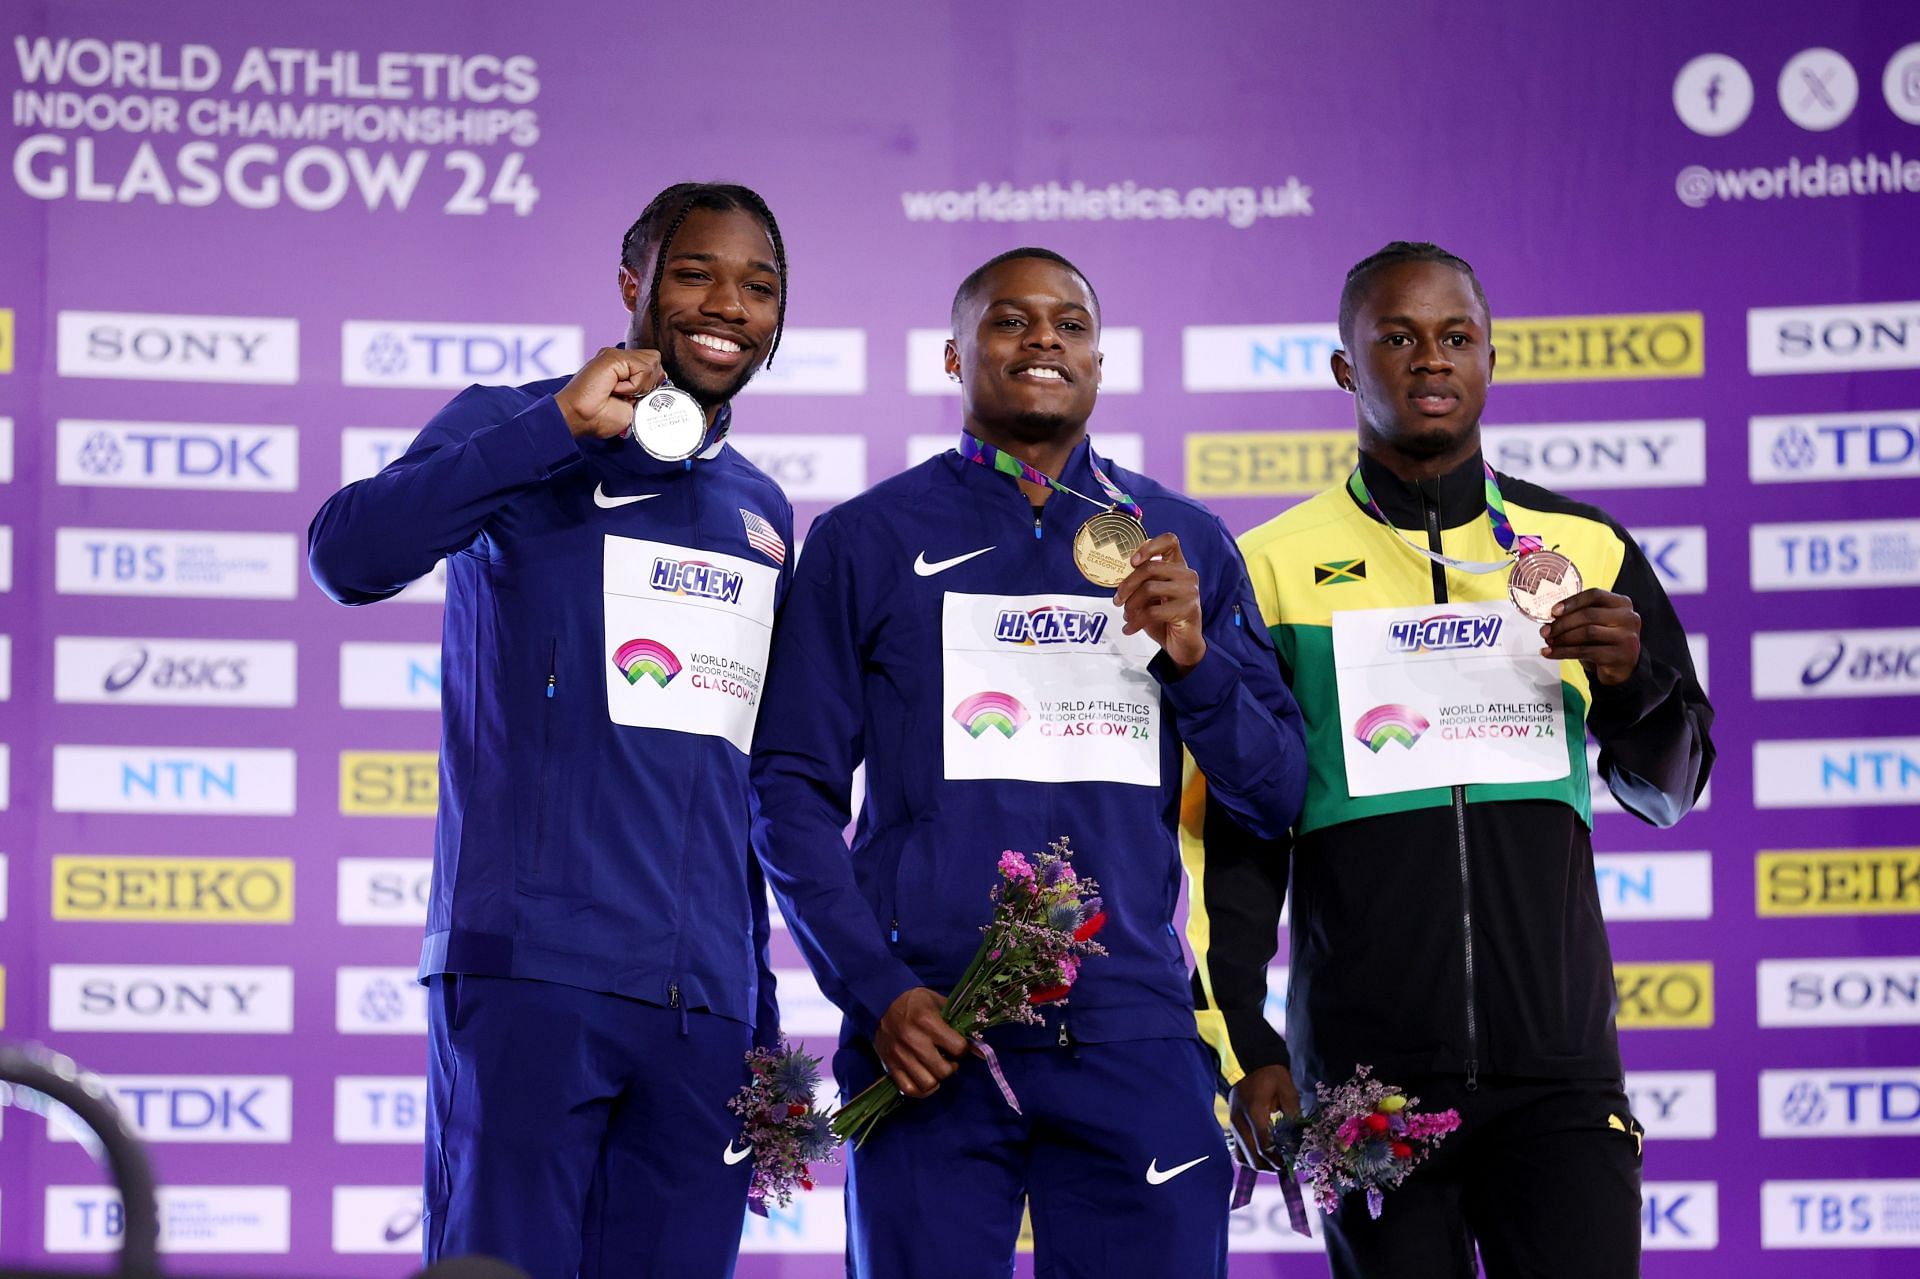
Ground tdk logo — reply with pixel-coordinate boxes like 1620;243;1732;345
650;557;744;604
995;605;1110;646
57;421;297;491
49;1076;293;1144
56;311;299;384
1640;1182;1718;1250
342;321;584;389
1751;413;1920;483
1762;1069;1920;1137
1387;613;1501;653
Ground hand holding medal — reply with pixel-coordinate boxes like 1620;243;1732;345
1114;531;1207;673
1538;587;1643;685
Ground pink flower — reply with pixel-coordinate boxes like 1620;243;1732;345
1059;956;1080;985
998;850;1036;882
1336;1115;1363;1149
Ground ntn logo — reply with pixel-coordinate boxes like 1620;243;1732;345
1821;749;1920;791
122;758;234;798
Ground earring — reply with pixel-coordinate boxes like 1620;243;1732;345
948;371;961;383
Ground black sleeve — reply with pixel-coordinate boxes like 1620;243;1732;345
1586;529;1715;828
1189;776;1291;1087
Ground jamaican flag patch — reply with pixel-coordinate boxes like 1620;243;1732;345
1313;559;1365;585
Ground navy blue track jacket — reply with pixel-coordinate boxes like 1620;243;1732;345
751;436;1308;1048
310;376;792;1030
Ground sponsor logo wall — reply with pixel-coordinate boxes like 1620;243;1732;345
1;7;1917;1278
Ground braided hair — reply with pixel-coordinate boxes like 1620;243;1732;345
619;182;788;367
1338;241;1489;346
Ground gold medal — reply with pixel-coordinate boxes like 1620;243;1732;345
1508;549;1583;622
1073;510;1147;588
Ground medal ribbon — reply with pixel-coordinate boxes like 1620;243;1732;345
1347;460;1542;576
958;433;1144;520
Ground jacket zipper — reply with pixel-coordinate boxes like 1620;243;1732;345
528;639;559;877
1423;488;1480;1091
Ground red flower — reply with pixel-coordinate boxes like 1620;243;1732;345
1363;1113;1390;1136
1073;911;1108;942
1028;985;1072;1005
787;1103;808;1118
800;1177;814;1192
1391;1142;1413;1160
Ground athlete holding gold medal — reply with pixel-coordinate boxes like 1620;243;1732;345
752;247;1308;1278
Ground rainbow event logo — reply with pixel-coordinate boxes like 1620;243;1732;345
1353;704;1430;753
611;638;681;688
952;691;1029;739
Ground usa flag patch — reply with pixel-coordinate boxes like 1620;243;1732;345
740;509;786;565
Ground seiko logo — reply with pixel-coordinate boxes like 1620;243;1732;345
650;557;744;604
1759;849;1920;915
1483;420;1705;488
1750;302;1920;375
994;605;1110;646
1613;963;1713;1028
1493;313;1704;381
1387;614;1501;653
341;321;584;389
56;311;298;384
54;856;292;921
1184;431;1356;497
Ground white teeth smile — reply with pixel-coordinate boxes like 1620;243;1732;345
1020;367;1065;381
689;333;743;354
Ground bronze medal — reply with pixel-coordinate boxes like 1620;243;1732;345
1073;510;1148;588
1508;549;1583;622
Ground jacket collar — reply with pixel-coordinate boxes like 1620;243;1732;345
1352;447;1488;531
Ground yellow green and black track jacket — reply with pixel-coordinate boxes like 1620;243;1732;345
1187;449;1713;1092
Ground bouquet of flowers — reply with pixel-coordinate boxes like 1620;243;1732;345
726;1038;841;1214
1269;1066;1462;1223
831;837;1107;1147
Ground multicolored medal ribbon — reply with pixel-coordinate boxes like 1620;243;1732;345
1232;1162;1312;1235
958;433;1148;587
1347;460;1582;622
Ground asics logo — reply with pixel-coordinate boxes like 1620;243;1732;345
913;546;995;576
1144;1155;1210;1185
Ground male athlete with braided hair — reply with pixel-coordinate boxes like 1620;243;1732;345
310;182;795;1278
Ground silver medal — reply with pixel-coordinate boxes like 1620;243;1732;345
627;382;707;461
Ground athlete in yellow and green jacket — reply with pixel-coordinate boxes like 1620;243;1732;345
1186;242;1712;1278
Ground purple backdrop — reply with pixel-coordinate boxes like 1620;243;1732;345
3;1;1919;1274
